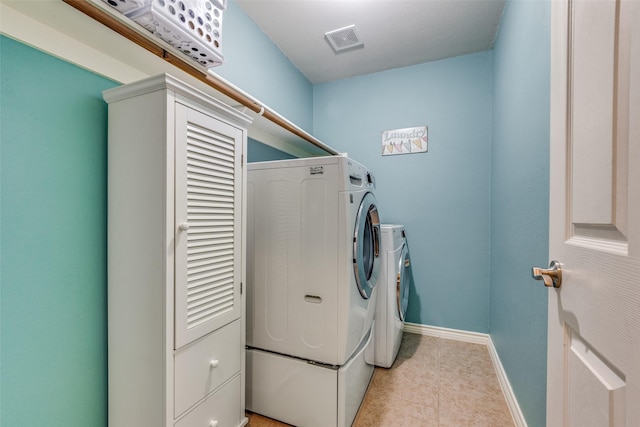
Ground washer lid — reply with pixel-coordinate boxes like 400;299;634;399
353;192;381;299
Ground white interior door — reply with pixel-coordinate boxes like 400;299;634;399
545;0;640;425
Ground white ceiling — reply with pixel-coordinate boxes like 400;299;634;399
236;0;506;84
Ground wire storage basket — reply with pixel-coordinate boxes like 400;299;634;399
102;0;147;14
102;0;226;68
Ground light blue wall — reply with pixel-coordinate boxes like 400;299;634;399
0;36;117;426
216;0;314;132
313;52;493;332
490;1;550;426
247;138;296;163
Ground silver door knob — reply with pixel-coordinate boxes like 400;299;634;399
532;260;562;288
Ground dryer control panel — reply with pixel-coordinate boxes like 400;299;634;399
366;171;375;188
346;158;376;191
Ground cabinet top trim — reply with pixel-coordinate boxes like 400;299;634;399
103;73;253;128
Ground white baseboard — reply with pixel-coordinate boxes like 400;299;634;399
403;322;528;427
403;322;490;345
487;336;528;427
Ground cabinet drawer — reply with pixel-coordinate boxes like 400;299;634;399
175;374;242;427
175;319;241;417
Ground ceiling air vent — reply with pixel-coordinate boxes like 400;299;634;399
324;25;364;53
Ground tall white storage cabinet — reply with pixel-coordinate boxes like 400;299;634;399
103;74;252;427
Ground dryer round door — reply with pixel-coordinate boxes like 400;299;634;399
353;192;381;299
396;242;411;321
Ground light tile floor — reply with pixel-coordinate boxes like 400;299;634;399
246;332;514;427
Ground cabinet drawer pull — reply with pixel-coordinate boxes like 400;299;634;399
179;222;190;231
209;420;219;427
209;359;220;368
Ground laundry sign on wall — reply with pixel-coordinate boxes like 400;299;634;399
381;126;428;156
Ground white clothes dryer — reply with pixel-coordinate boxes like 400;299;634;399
246;155;381;427
374;224;411;368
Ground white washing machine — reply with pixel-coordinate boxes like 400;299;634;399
374;224;411;368
246;154;381;427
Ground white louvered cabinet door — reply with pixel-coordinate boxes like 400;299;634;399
174;102;243;349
